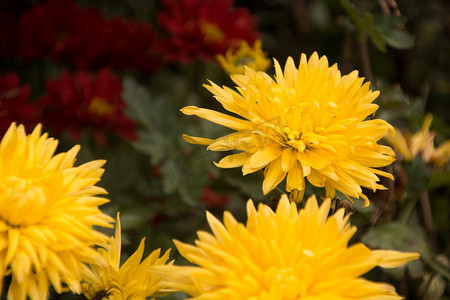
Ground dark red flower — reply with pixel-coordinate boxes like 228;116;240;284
200;186;230;209
18;0;161;73
0;73;39;135
60;15;162;72
157;0;260;63
38;68;137;143
18;0;100;60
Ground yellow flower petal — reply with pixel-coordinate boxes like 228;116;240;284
182;134;215;145
371;250;420;269
286;162;305;192
262;157;286;194
214;152;252;168
248;144;282;169
181;106;251;131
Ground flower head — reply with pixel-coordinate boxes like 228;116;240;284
217;39;271;75
182;52;395;206
385;114;450;167
38;68;136;143
0;123;114;300
152;195;419;299
82;213;172;300
157;0;259;63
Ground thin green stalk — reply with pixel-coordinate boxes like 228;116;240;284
399;195;419;224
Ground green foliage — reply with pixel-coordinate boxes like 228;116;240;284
340;0;387;51
374;14;415;50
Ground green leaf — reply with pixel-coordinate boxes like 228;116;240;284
122;76;154;128
403;157;432;195
122;76;182;164
363;221;429;254
339;0;386;52
383;28;415;49
160;149;217;206
374;15;415;50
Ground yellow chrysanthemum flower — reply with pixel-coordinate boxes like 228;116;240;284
182;52;395;206
385;113;450;167
152;195;419;299
0;123;114;300
216;39;271;75
82;213;172;300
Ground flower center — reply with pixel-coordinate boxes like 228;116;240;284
88;97;115;116
281;126;328;152
0;177;47;226
263;267;302;300
283;127;306;152
201;22;225;43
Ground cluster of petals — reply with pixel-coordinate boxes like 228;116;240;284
37;68;136;143
0;123;114;300
82;213;172;300
157;0;260;63
8;0;161;73
151;195;419;299
182;52;396;206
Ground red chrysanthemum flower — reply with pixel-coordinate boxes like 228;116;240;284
18;0;101;60
18;0;161;73
69;16;162;73
38;68;137;143
0;73;39;135
157;0;260;63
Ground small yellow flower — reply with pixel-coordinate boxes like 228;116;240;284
385;113;450;167
216;39;271;74
0;123;114;300
151;195;419;299
182;52;395;206
82;213;172;300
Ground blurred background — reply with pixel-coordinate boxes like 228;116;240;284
1;0;449;299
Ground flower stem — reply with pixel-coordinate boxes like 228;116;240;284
419;191;433;230
358;33;374;85
399;195;418;224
